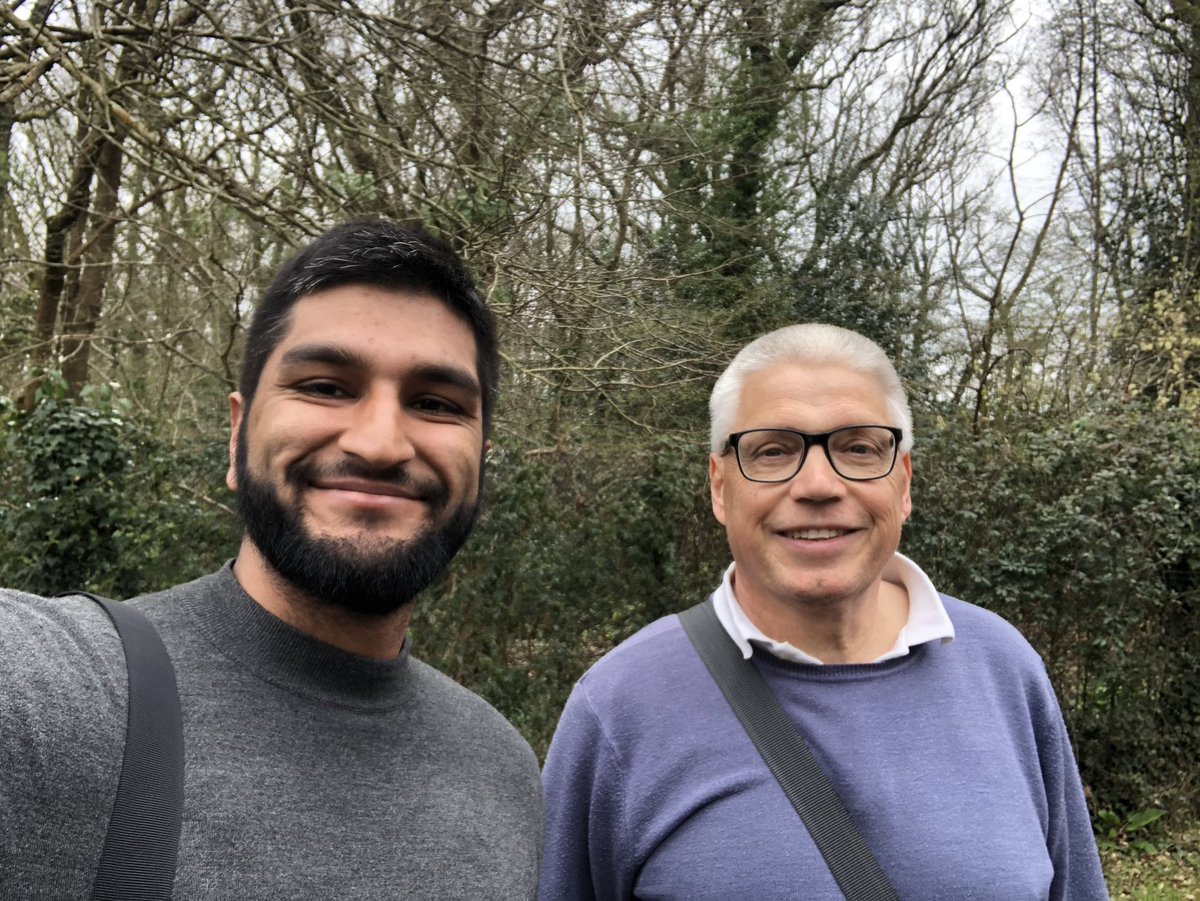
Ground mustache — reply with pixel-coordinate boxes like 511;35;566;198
284;458;450;507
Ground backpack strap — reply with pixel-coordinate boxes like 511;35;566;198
62;592;183;901
677;598;898;901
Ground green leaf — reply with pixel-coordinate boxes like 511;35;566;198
1128;838;1158;856
1126;808;1167;833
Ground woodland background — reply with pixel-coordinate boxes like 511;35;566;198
1;0;1197;839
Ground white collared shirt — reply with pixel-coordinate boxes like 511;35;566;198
710;552;955;665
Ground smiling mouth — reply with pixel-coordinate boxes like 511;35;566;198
311;479;424;501
783;528;848;540
287;458;450;511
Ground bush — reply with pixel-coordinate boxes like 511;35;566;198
417;430;727;755
0;381;236;598
5;376;1195;821
908;404;1200;817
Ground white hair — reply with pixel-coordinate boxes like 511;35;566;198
708;323;914;455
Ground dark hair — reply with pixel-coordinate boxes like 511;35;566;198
239;219;500;434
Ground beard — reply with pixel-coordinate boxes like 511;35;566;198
235;437;481;618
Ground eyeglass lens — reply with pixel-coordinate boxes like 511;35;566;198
736;427;897;481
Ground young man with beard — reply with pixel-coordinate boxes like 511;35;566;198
0;220;543;899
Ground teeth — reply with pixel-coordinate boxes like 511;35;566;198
788;529;844;540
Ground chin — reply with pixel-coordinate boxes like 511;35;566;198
783;579;867;607
312;525;421;544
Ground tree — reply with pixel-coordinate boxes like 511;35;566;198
4;0;1198;814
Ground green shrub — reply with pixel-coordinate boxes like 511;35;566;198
4;377;1195;822
417;430;726;756
908;405;1200;818
0;381;236;598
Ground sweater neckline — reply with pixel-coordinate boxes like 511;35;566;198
750;638;931;683
183;563;414;711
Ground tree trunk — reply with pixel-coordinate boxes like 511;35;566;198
19;119;100;411
61;136;125;394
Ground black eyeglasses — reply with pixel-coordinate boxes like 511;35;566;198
725;426;903;483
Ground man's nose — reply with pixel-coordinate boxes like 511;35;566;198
787;444;847;501
337;391;417;467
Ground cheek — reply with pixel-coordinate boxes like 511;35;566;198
438;440;485;491
720;485;774;539
875;477;911;525
460;462;483;500
240;423;310;481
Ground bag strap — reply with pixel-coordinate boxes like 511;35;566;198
677;599;898;901
62;592;183;901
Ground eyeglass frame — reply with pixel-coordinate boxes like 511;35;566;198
723;425;905;483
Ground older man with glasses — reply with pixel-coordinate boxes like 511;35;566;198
539;323;1106;900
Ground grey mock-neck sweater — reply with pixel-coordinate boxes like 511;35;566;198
1;565;543;899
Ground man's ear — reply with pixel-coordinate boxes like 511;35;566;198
899;452;912;522
226;392;245;492
709;453;727;526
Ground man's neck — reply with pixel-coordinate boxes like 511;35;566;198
231;537;412;660
733;576;910;664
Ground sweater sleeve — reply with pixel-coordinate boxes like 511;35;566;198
0;591;127;900
1035;674;1110;900
539;680;632;901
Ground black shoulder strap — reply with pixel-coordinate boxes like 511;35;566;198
677;599;898;901
64;592;183;901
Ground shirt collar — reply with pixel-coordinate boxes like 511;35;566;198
710;552;955;665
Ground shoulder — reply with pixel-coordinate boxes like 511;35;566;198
0;590;127;896
560;613;710;737
405;655;540;771
580;614;694;690
544;611;710;776
126;567;245;652
0;588;126;686
934;594;1059;702
126;567;226;620
402;656;543;834
940;595;1042;659
0;589;127;739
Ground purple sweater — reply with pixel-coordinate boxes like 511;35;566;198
539;596;1107;900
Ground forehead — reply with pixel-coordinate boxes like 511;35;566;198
270;285;478;371
734;362;891;430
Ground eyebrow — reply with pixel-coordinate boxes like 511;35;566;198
279;343;364;370
278;342;481;397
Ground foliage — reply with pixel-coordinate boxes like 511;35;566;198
416;430;726;755
0;380;236;598
1102;820;1200;899
1096;807;1168;855
1;0;1198;836
908;403;1200;817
